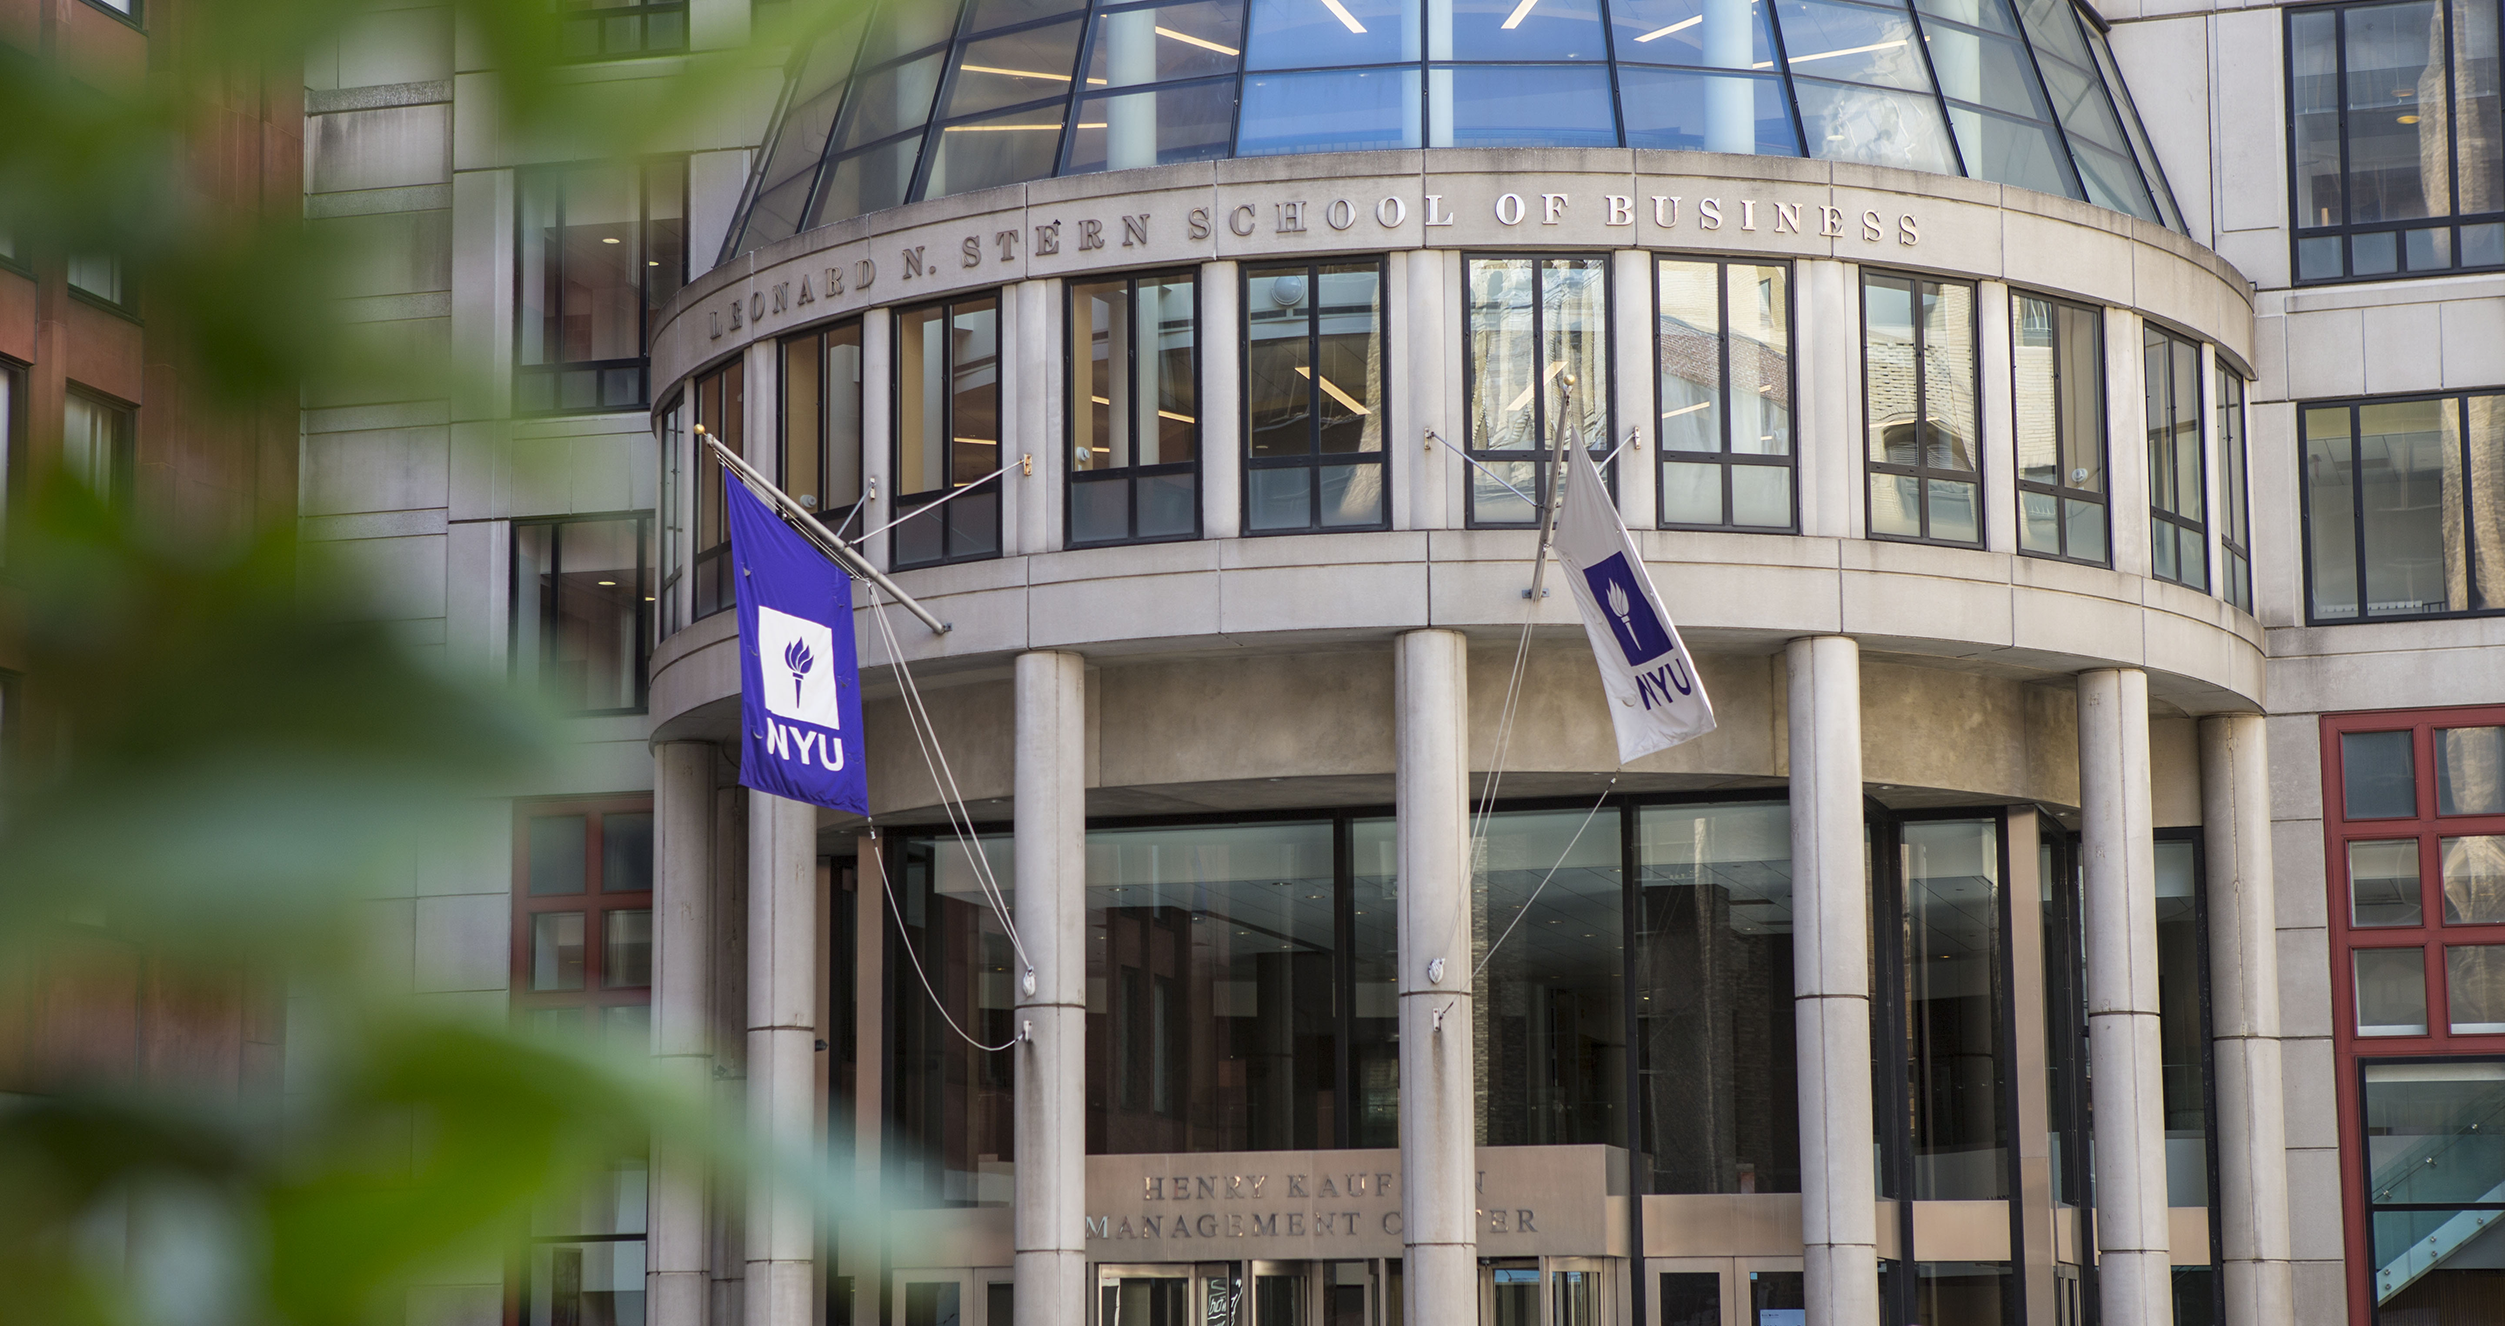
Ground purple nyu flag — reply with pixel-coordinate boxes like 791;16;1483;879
729;472;868;813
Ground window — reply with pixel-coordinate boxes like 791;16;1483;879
1656;257;1795;531
513;799;651;1326
2287;0;2504;282
1063;2;1243;175
560;0;688;59
1067;271;1199;547
1477;808;1626;1147
2013;294;2108;565
2146;326;2208;591
1085;817;1397;1154
780;319;867;536
512;515;652;715
1464;256;1611;528
62;389;133;508
1243;261;1388;534
517;158;687;414
2324;710;2505;1324
66;254;132;312
920;9;1089;201
2218;370;2254;613
2302;391;2505;622
689;358;743;621
1863;272;1981;545
892;293;1003;569
0;361;18;550
512;799;654;1039
886;834;1017;1206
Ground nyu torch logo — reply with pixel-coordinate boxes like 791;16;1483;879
1580;552;1693;710
756;605;846;772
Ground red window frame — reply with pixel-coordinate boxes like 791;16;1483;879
510;796;654;1028
2323;705;2505;1325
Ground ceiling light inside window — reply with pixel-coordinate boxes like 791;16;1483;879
602;236;621;244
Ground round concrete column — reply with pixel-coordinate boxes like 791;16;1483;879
651;741;716;1326
1785;635;1879;1326
2078;667;2173;1326
2199;714;2293;1326
745;790;819;1326
1013;650;1088;1326
1395;628;1475;1324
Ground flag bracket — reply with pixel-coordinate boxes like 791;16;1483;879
707;437;951;636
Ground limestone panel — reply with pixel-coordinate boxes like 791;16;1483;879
309;105;451;194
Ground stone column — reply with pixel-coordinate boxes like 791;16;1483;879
1786;635;1879;1326
1395;629;1474;1324
746;792;819;1326
651;742;716;1326
859;309;893;572
844;829;887;1326
1199;261;1242;540
2079;668;2172;1326
2200;715;2293;1326
1014;651;1088;1326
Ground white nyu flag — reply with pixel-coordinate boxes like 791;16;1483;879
1552;434;1715;762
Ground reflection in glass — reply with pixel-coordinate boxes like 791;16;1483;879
2346;729;2421;819
939;20;1087;121
1792;78;1963;173
1612;0;1778;71
1899;819;2008;1200
1431;66;1619;148
1238;69;1423;155
531;814;590;895
2305;405;2361;618
1067;79;1238;174
894;295;1003;567
2444;836;2505;924
1864;273;1979;543
2440;728;2505;814
1464;256;1610;527
2292;9;2345;229
2218;369;2253;611
2013;294;2106;563
1636;803;1798;1194
527;1240;646;1326
1620;68;1803;155
2449;944;2505;1033
891;835;1017;1206
1243;0;1420;68
2357;945;2431;1035
925;107;1069;199
1476;810;1626;1147
1068;272;1199;545
2364;1060;2505;1318
2359;398;2463;615
1244;261;1386;533
2144;326;2207;592
2155;840;2209;1207
605;909;652;988
535;912;588;992
2352;839;2426;926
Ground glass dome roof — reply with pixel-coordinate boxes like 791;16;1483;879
725;0;2181;260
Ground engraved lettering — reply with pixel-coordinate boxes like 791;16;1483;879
1899;214;1920;245
1035;221;1061;256
1820;205;1845;238
1540;192;1568;224
1276;201;1307;233
1863;209;1884;242
1652;195;1680;227
1122;213;1149;246
1187;206;1212;240
1324;198;1356;230
1494;193;1526;226
1773;202;1802;234
1079;218;1105;250
1699;198;1723;230
901;246;924;280
1376;196;1407;227
995;228;1019;260
1229;204;1257;236
1423;194;1456;226
1741;199;1758;231
1605;195;1633;226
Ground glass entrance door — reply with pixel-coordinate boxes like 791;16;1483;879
1097;1263;1243;1326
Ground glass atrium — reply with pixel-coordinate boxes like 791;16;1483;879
726;0;2182;256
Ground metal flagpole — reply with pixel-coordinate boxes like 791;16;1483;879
1528;375;1578;601
703;433;950;635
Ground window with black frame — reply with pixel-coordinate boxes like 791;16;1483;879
62;387;134;510
1655;257;1794;531
2287;0;2505;283
893;293;1003;568
513;515;652;716
780;319;867;537
887;834;1017;1207
689;358;743;620
2361;1059;2505;1320
1863;271;1981;545
1243;260;1388;534
1475;808;1626;1147
2013;292;2109;566
524;1162;650;1326
517;158;687;414
2302;390;2505;622
560;0;688;60
2146;325;2209;592
2219;369;2254;614
2156;833;2225;1326
1068;271;1199;547
1464;255;1612;528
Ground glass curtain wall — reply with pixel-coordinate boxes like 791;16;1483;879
1864;272;1982;545
1465;256;1612;527
2145;326;2208;592
2287;0;2505;282
1243;261;1388;534
1069;270;1200;546
1633;801;1799;1194
1474;808;1627;1148
2012;293;2108;565
690;358;743;620
1655;257;1795;531
781;319;867;534
1083;816;1400;1155
2301;391;2505;622
889;835;1019;1207
893;293;1004;568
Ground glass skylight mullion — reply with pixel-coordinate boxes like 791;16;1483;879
2080;17;2183;229
1890;0;1974;176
